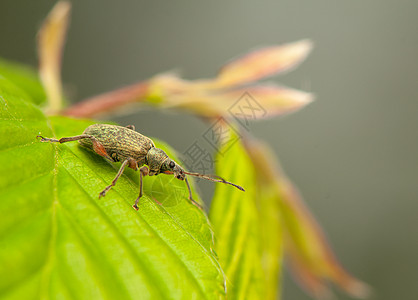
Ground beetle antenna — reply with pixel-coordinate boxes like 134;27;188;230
184;171;245;191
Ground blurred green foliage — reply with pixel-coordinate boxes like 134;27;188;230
210;134;283;299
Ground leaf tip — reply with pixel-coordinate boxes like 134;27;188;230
344;279;373;299
290;39;314;59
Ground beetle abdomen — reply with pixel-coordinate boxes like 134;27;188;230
79;124;154;164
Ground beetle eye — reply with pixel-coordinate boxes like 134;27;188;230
169;161;175;168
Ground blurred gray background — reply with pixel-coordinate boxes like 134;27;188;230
1;0;417;299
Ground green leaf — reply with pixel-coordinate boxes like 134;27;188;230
0;75;225;299
0;58;46;106
209;133;284;300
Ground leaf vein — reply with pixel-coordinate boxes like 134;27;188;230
39;120;59;300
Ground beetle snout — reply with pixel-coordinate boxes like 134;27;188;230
175;169;185;180
173;166;186;180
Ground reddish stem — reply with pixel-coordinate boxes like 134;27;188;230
62;81;149;118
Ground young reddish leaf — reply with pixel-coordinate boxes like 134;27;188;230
244;138;370;299
279;179;370;299
215;40;313;88
37;1;71;114
145;74;224;117
146;76;313;119
63;41;313;119
225;85;313;119
63;81;149;118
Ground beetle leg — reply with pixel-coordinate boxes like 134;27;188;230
133;165;149;210
127;157;138;170
38;134;113;161
126;125;135;131
185;177;203;210
99;158;131;198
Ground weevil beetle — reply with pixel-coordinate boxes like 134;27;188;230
37;124;244;210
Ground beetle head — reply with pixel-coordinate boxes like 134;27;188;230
160;158;186;180
147;148;244;193
146;147;185;179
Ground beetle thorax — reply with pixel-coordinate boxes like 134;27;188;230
146;147;169;175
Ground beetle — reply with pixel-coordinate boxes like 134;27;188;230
37;124;244;210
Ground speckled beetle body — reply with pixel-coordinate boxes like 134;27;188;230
80;124;155;167
38;124;244;210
